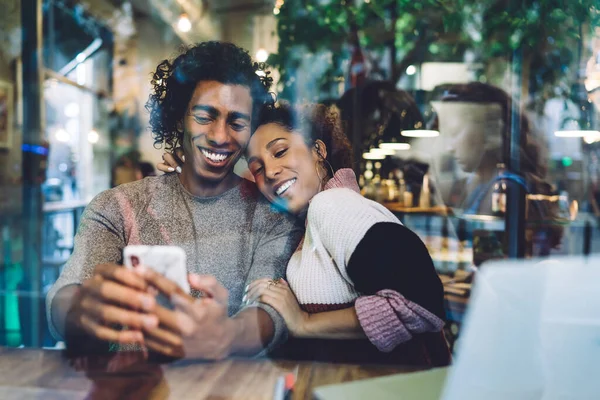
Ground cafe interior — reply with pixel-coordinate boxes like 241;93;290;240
1;0;600;398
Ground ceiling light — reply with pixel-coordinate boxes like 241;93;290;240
554;130;600;138
379;143;411;151
177;14;192;33
369;148;396;156
362;152;386;160
401;129;440;137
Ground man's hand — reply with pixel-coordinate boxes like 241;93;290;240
65;263;160;344
142;271;237;360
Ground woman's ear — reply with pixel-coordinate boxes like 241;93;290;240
313;139;328;160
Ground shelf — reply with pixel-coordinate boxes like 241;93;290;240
385;203;453;215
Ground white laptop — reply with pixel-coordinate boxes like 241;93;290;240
315;255;600;400
442;255;600;400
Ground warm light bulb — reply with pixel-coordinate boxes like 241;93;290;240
255;48;269;63
583;132;600;144
406;65;417;76
177;14;192;33
273;8;280;15
88;130;100;144
55;129;70;143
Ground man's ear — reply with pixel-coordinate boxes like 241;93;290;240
313;139;328;160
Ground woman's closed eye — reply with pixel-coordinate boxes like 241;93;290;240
250;164;263;176
274;148;288;158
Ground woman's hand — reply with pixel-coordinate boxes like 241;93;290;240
157;148;185;174
245;278;309;337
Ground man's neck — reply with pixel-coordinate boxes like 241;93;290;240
179;167;242;198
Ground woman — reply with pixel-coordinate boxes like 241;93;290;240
159;104;450;366
433;82;563;252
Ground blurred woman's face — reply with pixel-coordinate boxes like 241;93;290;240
433;102;503;174
446;118;486;173
247;123;323;215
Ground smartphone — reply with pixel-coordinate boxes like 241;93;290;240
123;245;190;294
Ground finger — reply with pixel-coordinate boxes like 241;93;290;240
143;268;190;299
83;276;156;312
246;282;268;304
144;322;184;348
79;314;144;344
247;282;287;304
157;162;175;173
162;152;182;169
80;296;159;331
189;275;228;305
95;263;148;291
144;337;184;358
172;294;216;327
174;148;185;162
151;303;199;338
246;278;272;294
258;293;285;312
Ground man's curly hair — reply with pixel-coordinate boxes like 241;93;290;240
255;103;354;175
145;41;274;150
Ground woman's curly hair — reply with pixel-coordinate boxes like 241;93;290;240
145;41;274;150
255;103;354;175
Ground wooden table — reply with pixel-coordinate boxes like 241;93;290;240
0;347;413;399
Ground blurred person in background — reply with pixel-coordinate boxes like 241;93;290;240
433;82;563;252
111;150;142;187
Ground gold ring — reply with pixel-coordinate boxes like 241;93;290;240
266;279;280;290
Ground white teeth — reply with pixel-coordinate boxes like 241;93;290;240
276;179;296;196
201;149;229;163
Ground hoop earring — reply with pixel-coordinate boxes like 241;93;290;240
315;161;327;192
323;158;335;178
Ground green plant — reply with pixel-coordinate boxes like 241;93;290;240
271;0;600;105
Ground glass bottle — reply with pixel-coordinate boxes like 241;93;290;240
419;173;431;209
492;163;507;217
403;184;413;208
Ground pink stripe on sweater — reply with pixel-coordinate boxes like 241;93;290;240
115;192;141;245
355;289;445;352
323;168;360;193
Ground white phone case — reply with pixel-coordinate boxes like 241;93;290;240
123;245;190;293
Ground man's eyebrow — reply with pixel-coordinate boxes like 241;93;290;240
190;105;219;116
228;111;251;122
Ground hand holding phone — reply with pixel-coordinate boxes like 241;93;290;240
123;245;190;293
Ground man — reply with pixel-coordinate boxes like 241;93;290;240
47;42;303;359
